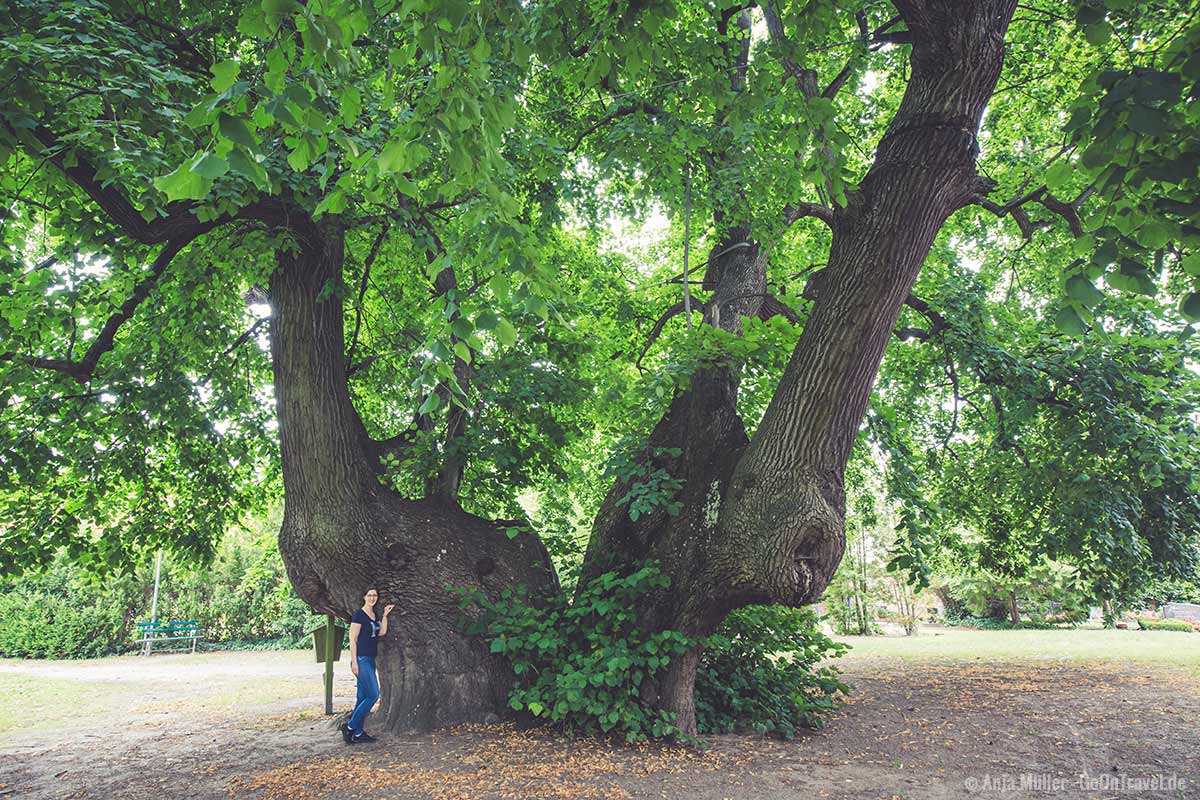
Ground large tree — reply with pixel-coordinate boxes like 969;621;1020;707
3;0;1198;736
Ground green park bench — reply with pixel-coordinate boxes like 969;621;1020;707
135;620;204;655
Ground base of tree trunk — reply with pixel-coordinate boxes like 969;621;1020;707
280;490;558;732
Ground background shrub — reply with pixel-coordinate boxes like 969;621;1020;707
0;505;313;658
1135;617;1196;633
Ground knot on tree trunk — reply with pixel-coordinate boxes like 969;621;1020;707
709;465;846;612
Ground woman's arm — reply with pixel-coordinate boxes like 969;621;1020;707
348;621;361;676
379;604;395;636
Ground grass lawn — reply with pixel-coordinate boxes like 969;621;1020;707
0;673;130;734
834;625;1200;674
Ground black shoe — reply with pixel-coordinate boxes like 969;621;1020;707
339;722;352;744
353;731;378;744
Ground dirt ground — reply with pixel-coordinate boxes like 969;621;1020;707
0;635;1197;800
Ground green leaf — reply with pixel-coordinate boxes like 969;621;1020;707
154;162;212;201
454;341;471;363
228;149;269;190
1044;161;1073;190
339;86;362;126
378;140;408;174
262;0;298;28
1106;271;1157;295
211;61;241;92
495;318;518;346
1054;306;1088;337
1065;275;1104;308
418;393;442;416
1179;292;1200;323
450;318;473;340
218;114;257;149
1084;20;1112;46
475;309;499;330
190;152;229;179
1126;105;1166;137
1180;252;1200;277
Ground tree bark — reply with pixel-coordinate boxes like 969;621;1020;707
268;214;557;731
578;0;1018;735
1008;591;1021;626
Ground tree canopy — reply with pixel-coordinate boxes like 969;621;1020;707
3;0;1199;734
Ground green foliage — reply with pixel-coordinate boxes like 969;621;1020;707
941;608;1062;631
0;560;136;658
875;258;1200;605
938;559;1092;627
464;569;850;742
4;0;1200;693
1135;617;1197;633
460;564;690;742
0;507;311;658
694;606;848;739
604;444;684;522
1138;576;1200;606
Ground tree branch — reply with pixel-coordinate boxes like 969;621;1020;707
757;293;800;324
3;232;207;383
973;184;1084;240
822;15;909;99
783;201;835;228
761;2;819;97
346;223;391;368
903;293;949;335
27;125;205;244
220;318;269;358
636;301;687;368
568;103;661;153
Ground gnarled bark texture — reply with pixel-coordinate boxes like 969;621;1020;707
578;0;1018;735
268;214;557;731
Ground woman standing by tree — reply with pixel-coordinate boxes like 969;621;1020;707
341;589;394;744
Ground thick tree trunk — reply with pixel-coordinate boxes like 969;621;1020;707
578;0;1018;735
268;215;557;731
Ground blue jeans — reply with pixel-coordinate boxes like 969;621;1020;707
348;656;379;735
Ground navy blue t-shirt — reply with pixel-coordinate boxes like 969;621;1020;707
352;609;380;658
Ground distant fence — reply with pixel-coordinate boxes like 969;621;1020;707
1162;603;1200;622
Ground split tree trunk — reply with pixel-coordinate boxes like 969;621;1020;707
268;214;557;731
577;0;1018;735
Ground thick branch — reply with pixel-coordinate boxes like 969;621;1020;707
761;3;819;96
757;293;800;324
973;184;1084;239
28;126;205;244
783;202;835;228
904;293;949;334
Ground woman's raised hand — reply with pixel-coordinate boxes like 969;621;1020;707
383;604;396;616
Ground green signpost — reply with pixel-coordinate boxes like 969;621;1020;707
311;614;345;715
